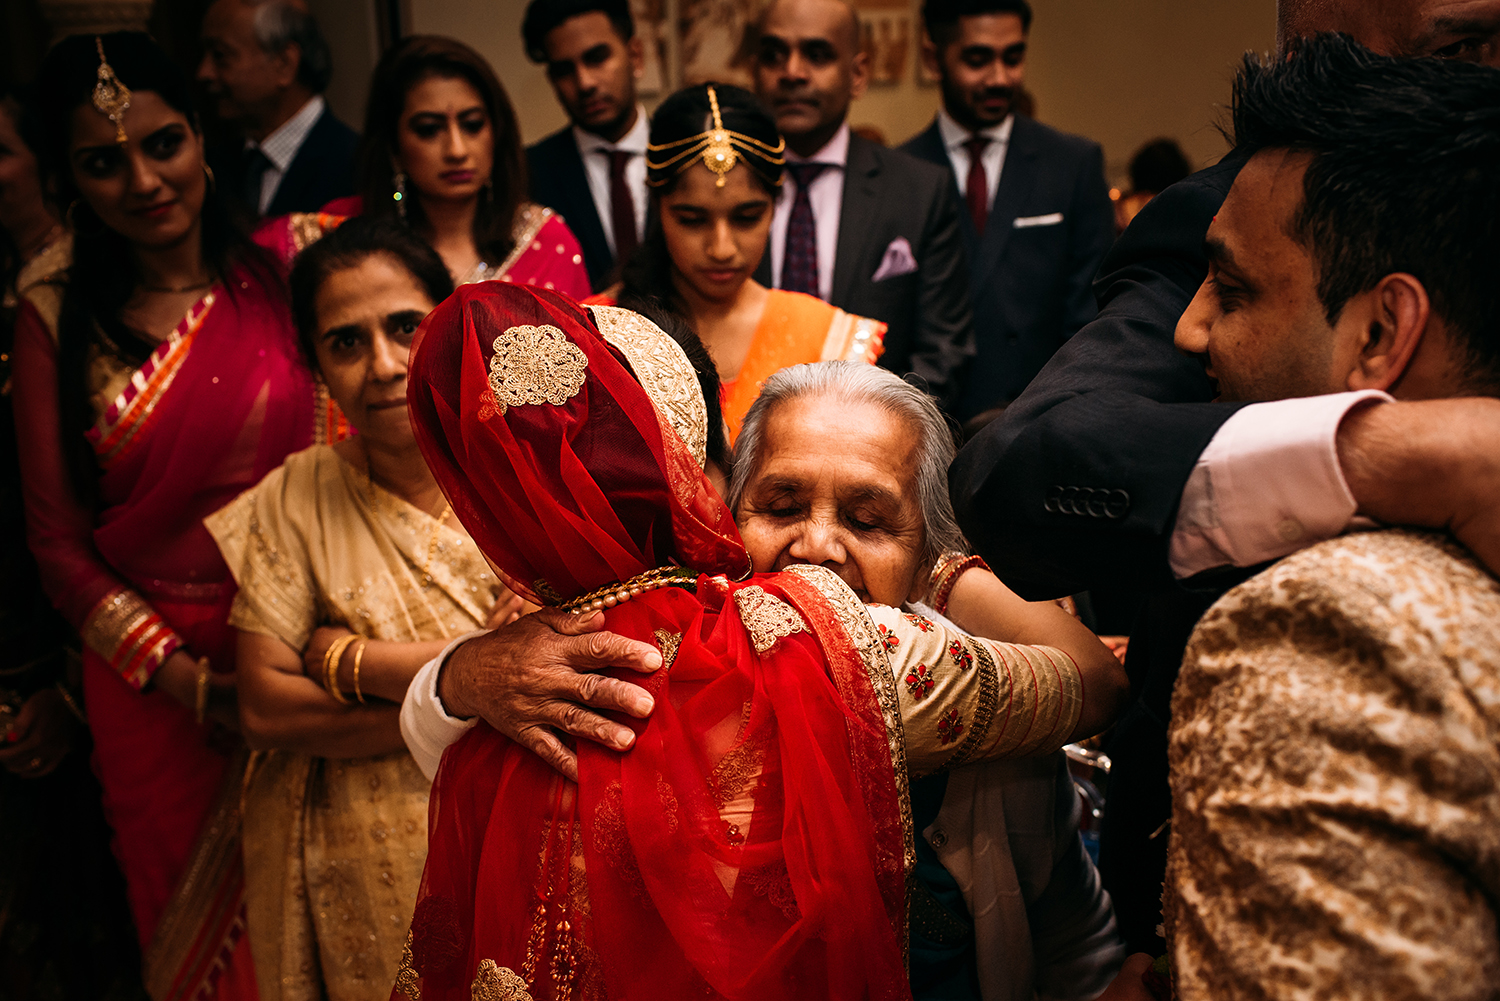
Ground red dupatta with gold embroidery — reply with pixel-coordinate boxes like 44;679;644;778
399;285;912;1001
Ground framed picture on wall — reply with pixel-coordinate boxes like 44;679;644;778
679;0;759;87
853;0;911;87
633;0;669;94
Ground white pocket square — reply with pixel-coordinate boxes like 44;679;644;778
1014;212;1064;229
871;237;918;282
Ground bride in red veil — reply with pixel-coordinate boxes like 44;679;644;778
400;281;912;1000
397;283;1090;1001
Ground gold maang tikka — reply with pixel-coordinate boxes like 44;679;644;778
646;85;785;189
92;36;132;145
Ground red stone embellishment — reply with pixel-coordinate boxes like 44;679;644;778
877;623;900;653
937;709;965;745
903;612;934;632
904;663;935;700
948;639;973;671
726;822;745;847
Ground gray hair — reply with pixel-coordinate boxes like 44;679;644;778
252;0;334;94
728;361;967;568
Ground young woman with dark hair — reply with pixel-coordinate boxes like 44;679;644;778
597;82;885;440
206;214;521;1001
267;36;589;298
10;31;324;1001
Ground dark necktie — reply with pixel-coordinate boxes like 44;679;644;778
607;149;639;263
242;146;273;217
964;135;991;236
782;162;831;298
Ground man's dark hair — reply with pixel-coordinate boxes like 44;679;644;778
1129;138;1191;195
922;0;1032;47
522;0;634;63
1233;33;1500;388
290;216;455;370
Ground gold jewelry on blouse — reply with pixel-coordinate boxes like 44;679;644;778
92;36;132;145
646;85;785;189
561;566;701;614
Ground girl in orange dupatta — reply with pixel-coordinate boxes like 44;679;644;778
13;34;321;1001
588;84;882;442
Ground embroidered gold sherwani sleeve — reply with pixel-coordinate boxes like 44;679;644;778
1165;530;1500;1001
863;605;1083;777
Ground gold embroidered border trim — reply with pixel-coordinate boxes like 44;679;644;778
942;637;1000;771
495;204;554;282
590;304;709;468
778;565;915;966
82;587;183;689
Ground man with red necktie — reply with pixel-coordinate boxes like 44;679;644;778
523;0;650;292
902;0;1114;424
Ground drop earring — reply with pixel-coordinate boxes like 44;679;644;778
393;168;408;222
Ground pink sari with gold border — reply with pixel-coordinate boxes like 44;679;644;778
12;250;319;1001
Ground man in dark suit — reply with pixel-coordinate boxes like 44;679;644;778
902;0;1113;421
198;0;357;219
950;0;1500;958
751;0;973;410
522;0;649;293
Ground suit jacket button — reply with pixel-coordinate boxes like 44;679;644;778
929;829;948;849
1106;489;1130;519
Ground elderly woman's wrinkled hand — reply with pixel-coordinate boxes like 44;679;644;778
438;608;665;782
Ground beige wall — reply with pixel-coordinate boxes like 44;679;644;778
393;0;1274;185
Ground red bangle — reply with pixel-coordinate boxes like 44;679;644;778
932;554;991;617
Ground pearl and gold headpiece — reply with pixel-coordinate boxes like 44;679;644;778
92;36;132;145
646;85;785;189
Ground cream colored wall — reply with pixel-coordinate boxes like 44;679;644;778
397;0;1274;184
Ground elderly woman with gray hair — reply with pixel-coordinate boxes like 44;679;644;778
728;361;1127;1001
402;357;1129;1001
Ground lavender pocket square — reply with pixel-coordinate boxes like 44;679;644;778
871;237;918;282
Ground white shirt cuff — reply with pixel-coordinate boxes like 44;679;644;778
1169;391;1392;579
400;629;489;781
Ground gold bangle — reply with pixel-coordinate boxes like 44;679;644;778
194;657;211;725
323;634;357;705
351;641;367;704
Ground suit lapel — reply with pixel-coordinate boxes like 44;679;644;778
832;135;883;305
977;117;1039;277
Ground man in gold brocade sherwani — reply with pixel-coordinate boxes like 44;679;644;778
1149;35;1500;1001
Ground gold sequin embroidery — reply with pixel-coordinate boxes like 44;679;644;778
733;585;809;654
470;959;533;1000
487;324;588;416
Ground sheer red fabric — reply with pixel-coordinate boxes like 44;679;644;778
404;284;911;1001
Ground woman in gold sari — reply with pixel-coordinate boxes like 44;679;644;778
589;84;884;442
207;216;515;1001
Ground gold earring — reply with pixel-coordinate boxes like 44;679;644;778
203;163;216;194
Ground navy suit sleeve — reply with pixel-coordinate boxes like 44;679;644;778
908;172;975;411
1060;143;1115;342
949;150;1251;599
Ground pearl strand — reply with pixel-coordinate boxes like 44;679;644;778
561;567;700;614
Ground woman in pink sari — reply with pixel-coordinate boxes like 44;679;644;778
258;37;588;299
11;34;320;1000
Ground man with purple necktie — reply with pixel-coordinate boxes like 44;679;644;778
751;0;974;411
